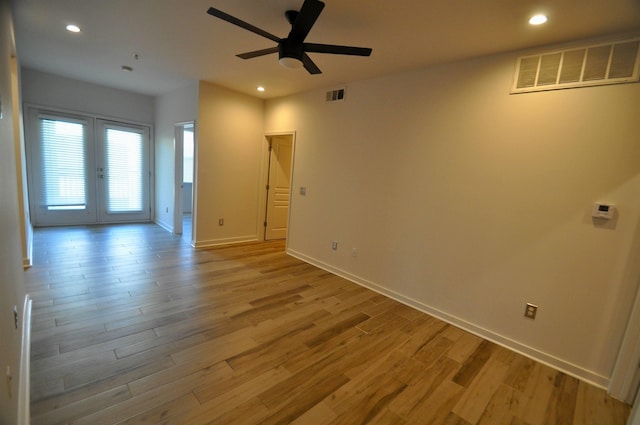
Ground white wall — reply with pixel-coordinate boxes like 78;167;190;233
194;81;264;247
11;56;31;267
0;1;28;422
20;68;154;124
264;46;640;387
154;82;198;231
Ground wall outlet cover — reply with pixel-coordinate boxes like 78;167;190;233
524;303;538;319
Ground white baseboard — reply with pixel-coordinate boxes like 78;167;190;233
287;248;610;390
154;219;173;233
194;235;258;249
18;294;32;425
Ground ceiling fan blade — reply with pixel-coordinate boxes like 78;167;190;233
302;54;322;74
207;7;280;43
237;47;279;59
305;43;372;56
288;0;325;43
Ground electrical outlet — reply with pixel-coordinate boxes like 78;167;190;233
351;248;358;257
218;218;224;226
524;303;538;319
331;241;338;251
165;207;169;213
300;186;307;196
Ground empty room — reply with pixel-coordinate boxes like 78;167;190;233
1;0;640;424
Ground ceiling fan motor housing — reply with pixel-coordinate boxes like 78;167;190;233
285;10;299;25
278;39;304;67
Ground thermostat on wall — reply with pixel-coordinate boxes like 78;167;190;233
592;203;616;219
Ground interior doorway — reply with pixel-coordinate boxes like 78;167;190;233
173;122;195;241
264;134;294;241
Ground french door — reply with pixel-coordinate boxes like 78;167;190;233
28;109;151;226
96;121;150;223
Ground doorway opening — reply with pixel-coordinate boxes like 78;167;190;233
263;133;294;241
173;122;195;242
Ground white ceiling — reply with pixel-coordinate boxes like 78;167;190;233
11;0;640;99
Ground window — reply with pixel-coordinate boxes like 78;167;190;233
104;127;144;212
183;125;194;183
40;118;87;210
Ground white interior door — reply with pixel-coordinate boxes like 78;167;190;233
265;136;292;240
96;120;151;223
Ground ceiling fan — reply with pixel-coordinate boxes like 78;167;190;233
206;0;373;74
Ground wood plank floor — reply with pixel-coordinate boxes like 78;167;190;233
25;223;630;425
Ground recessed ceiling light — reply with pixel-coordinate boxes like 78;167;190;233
257;86;265;92
66;24;81;33
529;14;548;25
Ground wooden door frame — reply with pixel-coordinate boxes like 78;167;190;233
257;131;296;243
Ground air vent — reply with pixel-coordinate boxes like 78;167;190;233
511;38;640;94
326;88;346;102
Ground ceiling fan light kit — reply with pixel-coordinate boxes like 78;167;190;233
207;0;372;74
279;57;303;69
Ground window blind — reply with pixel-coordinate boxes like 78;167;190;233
40;118;87;210
105;128;144;212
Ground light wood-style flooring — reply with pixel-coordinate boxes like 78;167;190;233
25;223;630;424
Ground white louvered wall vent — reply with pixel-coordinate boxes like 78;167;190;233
511;38;640;94
326;88;346;102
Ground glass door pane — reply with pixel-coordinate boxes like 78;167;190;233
28;110;97;226
42;119;87;210
105;127;144;213
97;120;151;223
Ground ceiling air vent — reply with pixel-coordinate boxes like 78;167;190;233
326;88;346;102
511;38;640;94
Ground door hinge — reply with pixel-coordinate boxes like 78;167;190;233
264;221;267;227
266;184;270;191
